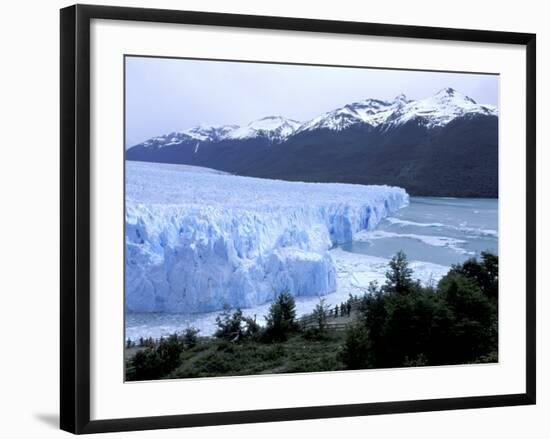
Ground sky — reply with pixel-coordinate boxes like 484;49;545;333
125;56;499;148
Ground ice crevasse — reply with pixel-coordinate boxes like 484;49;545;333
125;162;409;313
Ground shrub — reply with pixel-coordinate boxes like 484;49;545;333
128;334;184;380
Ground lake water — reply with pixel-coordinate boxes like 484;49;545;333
126;197;498;340
344;197;498;266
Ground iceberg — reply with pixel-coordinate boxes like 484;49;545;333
125;161;409;313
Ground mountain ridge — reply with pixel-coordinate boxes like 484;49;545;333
126;88;498;198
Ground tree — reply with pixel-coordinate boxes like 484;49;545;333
383;250;414;295
156;334;185;371
341;323;370;369
341;252;498;370
215;306;259;342
437;272;496;363
313;298;329;332
242;315;261;339
182;327;200;349
303;298;331;341
449;252;498;300
264;290;299;342
215;306;243;340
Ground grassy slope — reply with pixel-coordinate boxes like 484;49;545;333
161;333;346;380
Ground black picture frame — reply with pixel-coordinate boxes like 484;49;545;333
60;4;536;434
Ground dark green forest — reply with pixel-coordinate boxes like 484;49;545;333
127;115;498;198
126;251;498;381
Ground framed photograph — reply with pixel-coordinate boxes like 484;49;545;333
60;4;536;434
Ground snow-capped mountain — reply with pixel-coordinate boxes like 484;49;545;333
226;116;302;142
383;88;497;130
136;116;301;150
181;124;239;142
139;124;239;148
130;88;496;149
296;95;409;133
127;88;499;197
296;88;496;133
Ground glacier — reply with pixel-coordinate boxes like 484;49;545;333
125;161;409;313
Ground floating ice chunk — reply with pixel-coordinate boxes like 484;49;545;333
355;230;473;255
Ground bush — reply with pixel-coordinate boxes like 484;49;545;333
128;334;184;380
128;348;162;381
303;327;330;341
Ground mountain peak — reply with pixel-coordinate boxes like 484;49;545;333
257;115;291;121
226;115;301;142
394;93;408;102
434;87;477;104
381;88;494;129
183;124;238;142
437;87;456;96
250;115;300;126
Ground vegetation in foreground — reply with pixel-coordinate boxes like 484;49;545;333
126;251;498;381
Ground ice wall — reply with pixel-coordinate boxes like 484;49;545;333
125;162;408;313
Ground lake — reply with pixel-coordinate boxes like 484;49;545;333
343;197;498;266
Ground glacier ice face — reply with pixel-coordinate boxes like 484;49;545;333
125;162;409;313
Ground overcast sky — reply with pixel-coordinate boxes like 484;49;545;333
125;56;499;148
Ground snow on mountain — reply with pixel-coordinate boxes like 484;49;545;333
138;124;238;148
296;96;410;133
296;88;496;134
226;116;302;142
135;117;301;149
130;88;497;150
383;87;498;129
180;124;239;142
125;161;408;313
